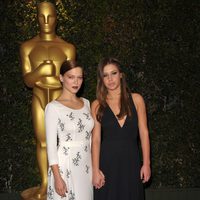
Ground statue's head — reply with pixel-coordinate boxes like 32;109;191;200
37;2;57;34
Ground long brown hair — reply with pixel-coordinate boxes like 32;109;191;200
96;57;132;122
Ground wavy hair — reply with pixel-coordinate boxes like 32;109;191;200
96;57;132;122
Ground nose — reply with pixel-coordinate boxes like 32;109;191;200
108;74;113;81
44;15;49;24
74;78;78;84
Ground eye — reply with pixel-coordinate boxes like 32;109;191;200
112;71;118;75
103;74;108;78
78;76;83;80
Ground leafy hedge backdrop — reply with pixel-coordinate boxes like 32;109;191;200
0;0;199;193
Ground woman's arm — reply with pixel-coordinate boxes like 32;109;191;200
132;93;151;183
91;100;105;189
51;165;67;197
45;104;67;196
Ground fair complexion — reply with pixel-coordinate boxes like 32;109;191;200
103;64;125;125
51;67;84;197
91;100;105;189
132;93;151;183
92;64;151;189
58;66;84;108
92;64;122;189
104;64;151;182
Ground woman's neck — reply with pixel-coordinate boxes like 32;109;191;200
107;88;121;100
58;91;78;101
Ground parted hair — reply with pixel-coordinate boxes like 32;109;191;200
96;57;132;122
60;60;82;76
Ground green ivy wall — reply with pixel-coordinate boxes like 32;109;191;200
0;0;199;193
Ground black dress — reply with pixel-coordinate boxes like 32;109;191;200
94;97;144;200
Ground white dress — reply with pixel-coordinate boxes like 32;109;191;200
45;98;94;200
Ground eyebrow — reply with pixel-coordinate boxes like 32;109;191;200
66;73;83;76
103;70;118;74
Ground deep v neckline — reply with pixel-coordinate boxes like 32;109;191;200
107;105;127;129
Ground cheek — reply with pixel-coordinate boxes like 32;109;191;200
102;78;108;85
79;79;83;85
49;19;56;26
115;75;121;82
63;78;72;85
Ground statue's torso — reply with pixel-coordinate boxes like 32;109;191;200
28;40;73;90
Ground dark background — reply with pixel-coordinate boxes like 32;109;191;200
0;0;199;193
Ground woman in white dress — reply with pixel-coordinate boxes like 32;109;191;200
45;60;94;200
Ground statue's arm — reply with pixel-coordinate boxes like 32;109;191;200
20;43;36;88
20;43;55;88
64;43;76;61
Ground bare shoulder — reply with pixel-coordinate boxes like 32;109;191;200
131;93;145;110
91;99;99;109
91;99;100;114
131;93;144;102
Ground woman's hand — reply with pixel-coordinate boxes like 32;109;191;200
54;176;67;197
93;169;105;189
140;164;151;183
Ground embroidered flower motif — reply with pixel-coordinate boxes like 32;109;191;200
72;152;81;166
66;169;71;178
85;131;90;140
67;112;75;120
83;112;91;120
68;190;75;200
77;118;85;132
86;165;89;174
48;169;52;177
84;145;88;152
63;147;70;156
58;118;65;131
66;133;72;141
47;186;54;200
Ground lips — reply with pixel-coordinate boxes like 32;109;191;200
72;86;79;90
108;82;115;87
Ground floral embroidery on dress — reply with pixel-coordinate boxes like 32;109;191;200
83;112;91;120
68;190;75;200
58;118;65;131
84;145;88;152
47;100;94;200
86;165;89;174
66;133;72;141
66;169;71;178
72;152;81;166
48;169;52;177
47;186;54;200
63;146;70;155
67;112;75;121
85;131;90;140
77;118;85;132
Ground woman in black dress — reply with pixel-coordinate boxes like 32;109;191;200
91;57;151;200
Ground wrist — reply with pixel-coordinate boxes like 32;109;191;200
93;168;100;173
54;174;62;180
143;162;150;167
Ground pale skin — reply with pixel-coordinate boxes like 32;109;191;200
91;64;151;189
49;67;83;197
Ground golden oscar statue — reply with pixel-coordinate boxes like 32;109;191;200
20;2;76;199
